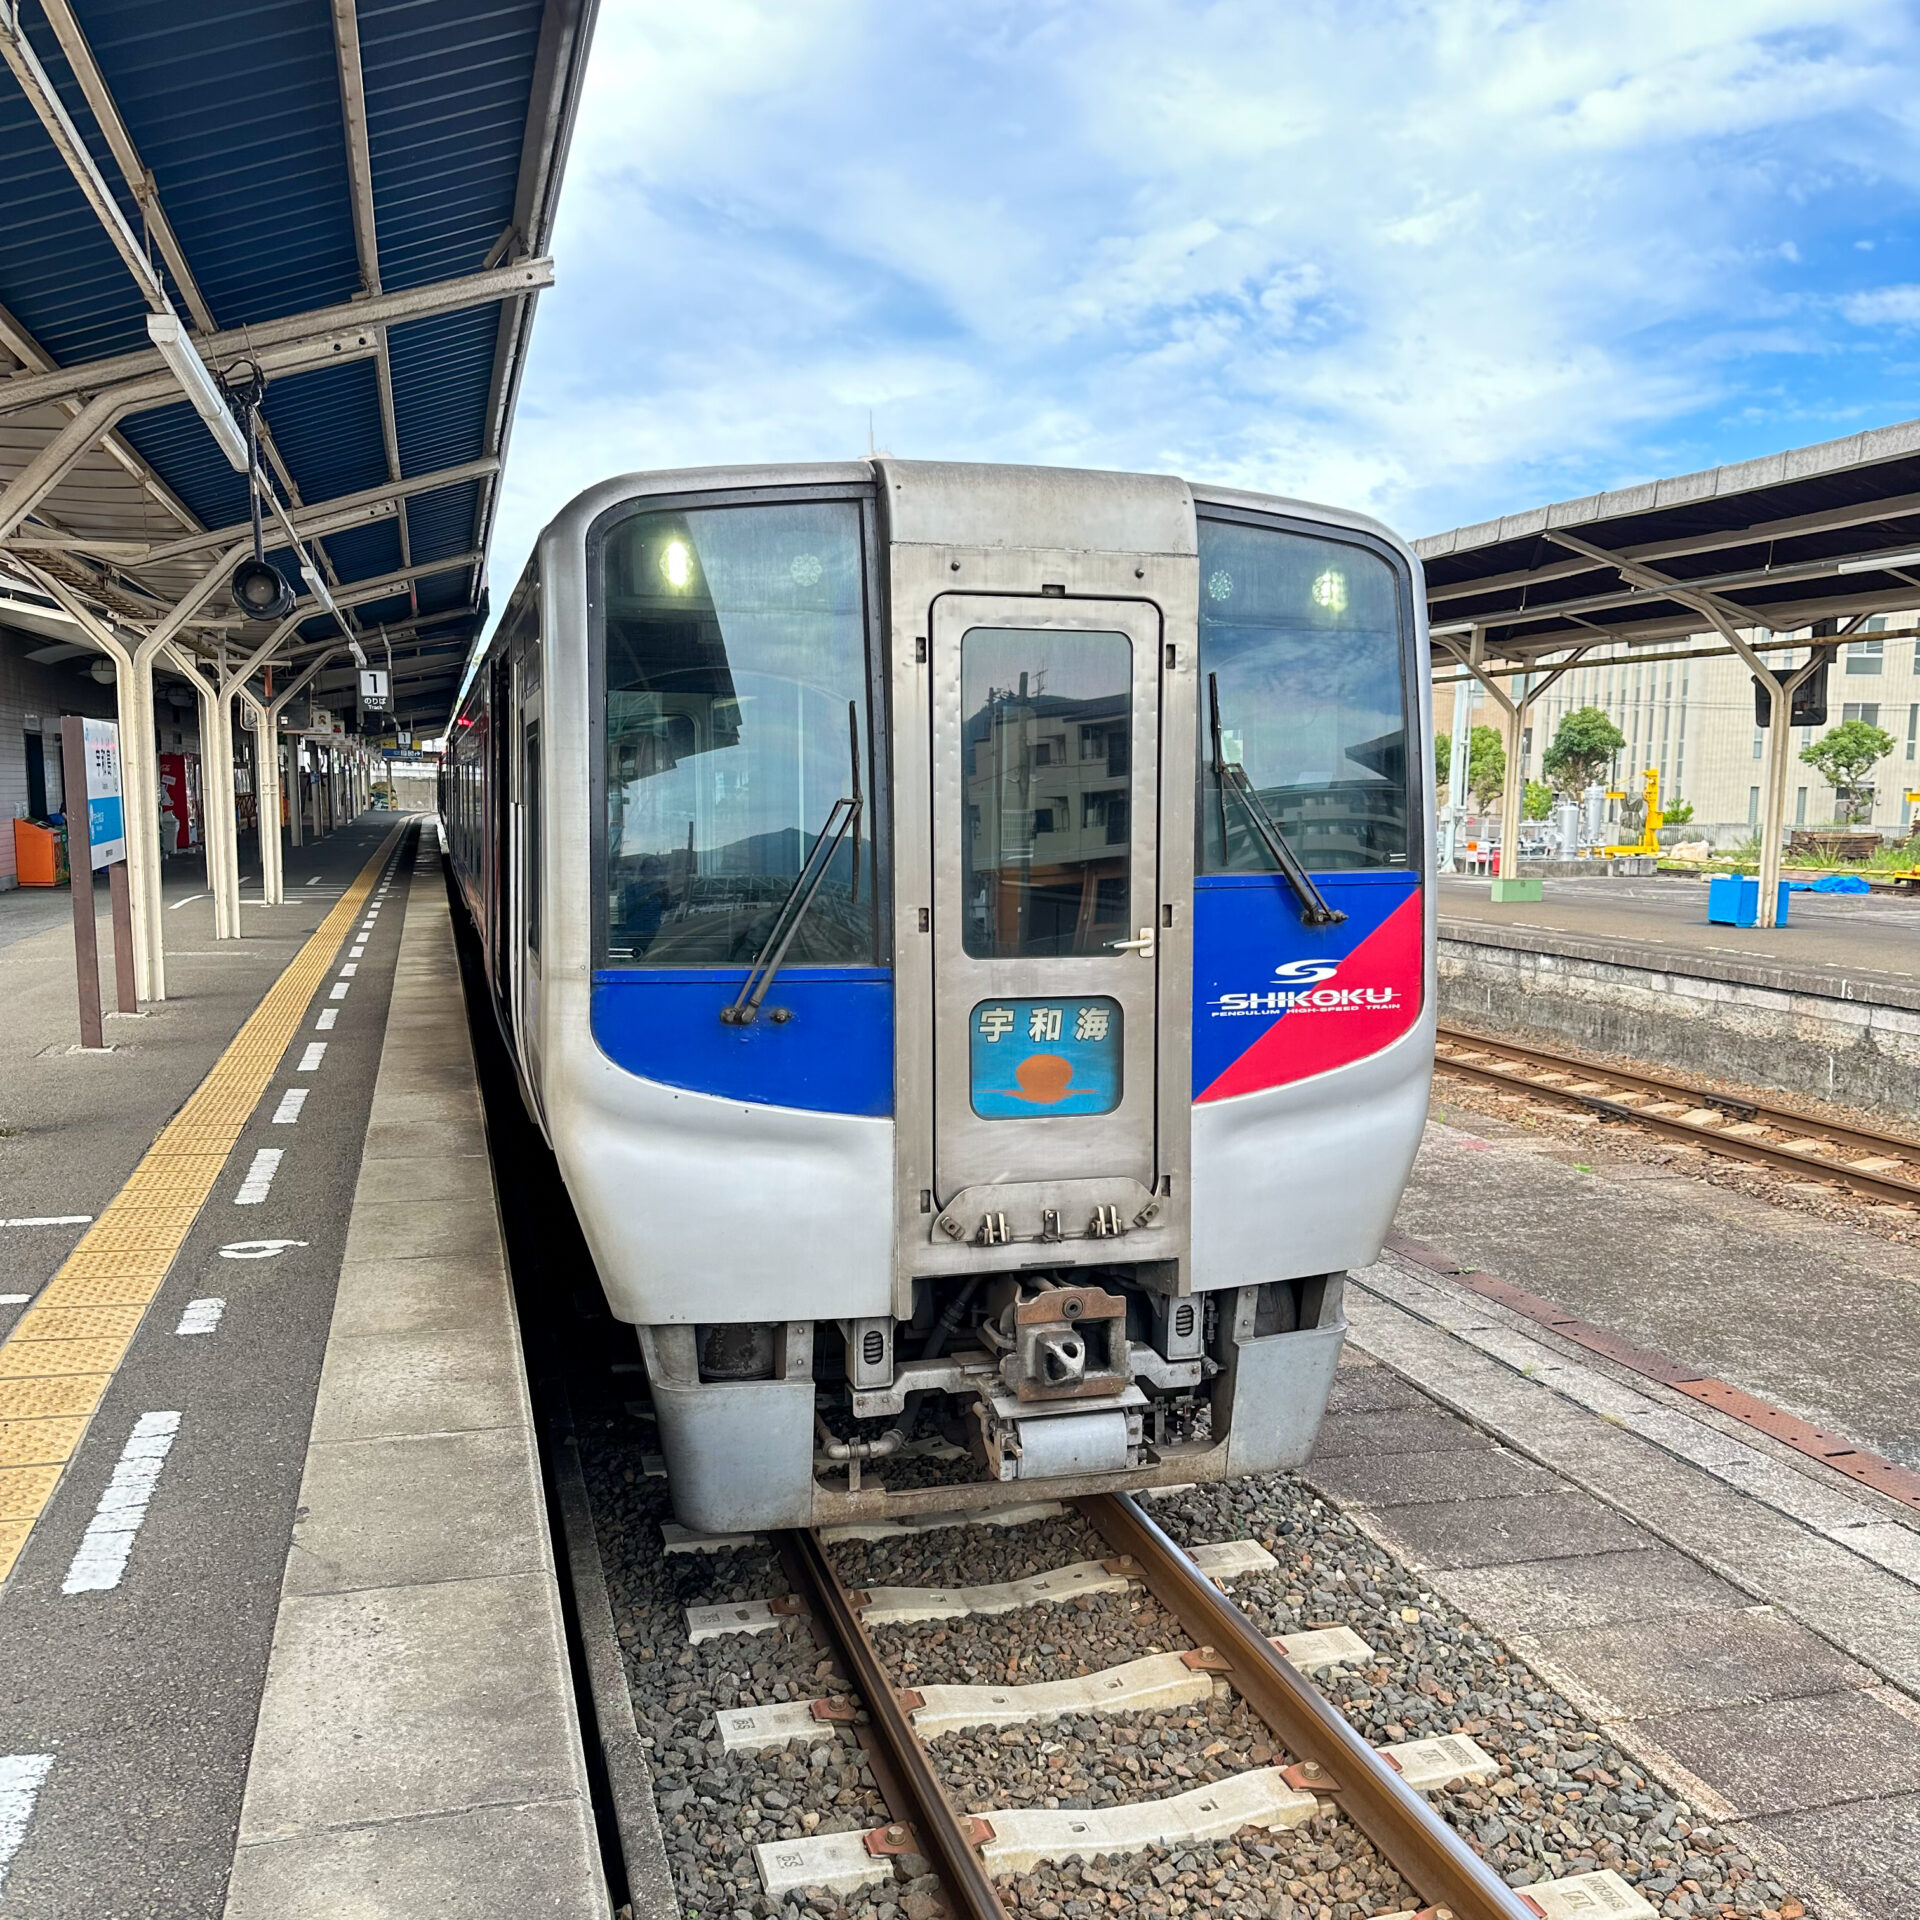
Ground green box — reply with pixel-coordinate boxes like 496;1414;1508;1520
1489;877;1544;903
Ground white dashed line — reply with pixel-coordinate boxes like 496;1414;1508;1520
272;1089;308;1124
1;1215;92;1228
349;945;365;958
298;1043;326;1071
338;963;357;978
234;1148;283;1205
316;1008;337;1030
329;981;349;1000
167;893;206;910
175;1298;225;1337
219;1239;306;1260
305;877;323;886
0;1754;53;1892
0;1294;28;1307
62;1413;181;1594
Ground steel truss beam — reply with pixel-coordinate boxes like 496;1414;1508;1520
0;327;386;543
1426;487;1920;606
2;456;498;566
0;261;555;419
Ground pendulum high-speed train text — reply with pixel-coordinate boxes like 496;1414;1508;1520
447;460;1434;1529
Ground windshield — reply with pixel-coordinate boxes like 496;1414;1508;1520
1196;517;1410;872
600;500;878;964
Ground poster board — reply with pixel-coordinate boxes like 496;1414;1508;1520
82;717;125;869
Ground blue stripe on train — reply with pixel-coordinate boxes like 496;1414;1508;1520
590;968;895;1116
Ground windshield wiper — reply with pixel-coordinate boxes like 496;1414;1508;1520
1208;673;1346;928
721;701;865;1025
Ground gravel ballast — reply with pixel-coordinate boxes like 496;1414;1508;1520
580;1409;1813;1920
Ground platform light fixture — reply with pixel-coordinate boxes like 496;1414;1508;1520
661;537;694;589
1837;549;1920;574
232;556;294;619
146;312;250;472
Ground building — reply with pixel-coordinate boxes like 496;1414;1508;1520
1437;618;1920;842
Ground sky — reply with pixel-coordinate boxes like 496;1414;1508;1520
485;0;1920;606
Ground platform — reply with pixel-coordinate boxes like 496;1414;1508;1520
1439;871;1920;1002
1321;1083;1920;1920
1436;872;1920;1117
0;816;602;1918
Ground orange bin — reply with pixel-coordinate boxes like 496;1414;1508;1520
13;818;69;887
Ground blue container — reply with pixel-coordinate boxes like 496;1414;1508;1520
1707;874;1791;927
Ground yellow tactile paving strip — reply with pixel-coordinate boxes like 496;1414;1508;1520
0;824;405;1585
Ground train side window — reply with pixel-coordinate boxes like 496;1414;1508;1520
1196;518;1410;872
524;720;541;957
599;500;879;964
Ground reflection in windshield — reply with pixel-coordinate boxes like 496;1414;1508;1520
961;627;1132;958
601;501;877;963
1197;520;1409;872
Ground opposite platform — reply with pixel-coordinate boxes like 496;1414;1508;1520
1436;872;1920;1115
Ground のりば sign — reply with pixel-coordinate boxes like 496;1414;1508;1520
82;717;125;868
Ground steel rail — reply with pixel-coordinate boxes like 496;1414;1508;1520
1434;1027;1920;1207
1079;1494;1534;1920
775;1527;1012;1920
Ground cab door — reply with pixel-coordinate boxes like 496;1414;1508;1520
928;596;1178;1246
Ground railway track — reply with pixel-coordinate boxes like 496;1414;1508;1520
648;1496;1666;1920
766;1497;1530;1920
1434;1027;1920;1209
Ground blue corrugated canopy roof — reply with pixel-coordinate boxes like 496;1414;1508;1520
0;0;596;726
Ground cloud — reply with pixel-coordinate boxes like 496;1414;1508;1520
483;0;1920;612
1842;283;1920;324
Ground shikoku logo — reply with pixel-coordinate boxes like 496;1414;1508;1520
1210;953;1400;1017
1272;958;1340;985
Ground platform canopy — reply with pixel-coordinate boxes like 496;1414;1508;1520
1418;416;1920;670
1415;418;1920;924
0;0;594;732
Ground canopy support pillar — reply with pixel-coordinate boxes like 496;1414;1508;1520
1437;637;1587;898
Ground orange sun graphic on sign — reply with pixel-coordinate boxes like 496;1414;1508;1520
1012;1054;1074;1104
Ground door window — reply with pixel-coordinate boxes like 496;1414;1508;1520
960;626;1131;958
523;720;541;956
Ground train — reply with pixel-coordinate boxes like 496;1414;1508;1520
445;459;1434;1530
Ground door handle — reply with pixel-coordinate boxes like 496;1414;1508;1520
1107;926;1156;958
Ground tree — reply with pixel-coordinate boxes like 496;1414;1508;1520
1466;725;1506;810
1433;732;1450;786
1524;780;1553;821
1663;796;1695;826
1541;706;1626;796
1801;719;1895;824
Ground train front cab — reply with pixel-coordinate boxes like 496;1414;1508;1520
542;461;1432;1530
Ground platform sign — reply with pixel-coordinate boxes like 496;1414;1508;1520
358;668;390;711
82;717;125;869
969;996;1123;1118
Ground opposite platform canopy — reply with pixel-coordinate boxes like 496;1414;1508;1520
1418;416;1920;670
0;0;596;729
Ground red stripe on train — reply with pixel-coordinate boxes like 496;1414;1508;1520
1196;891;1424;1103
